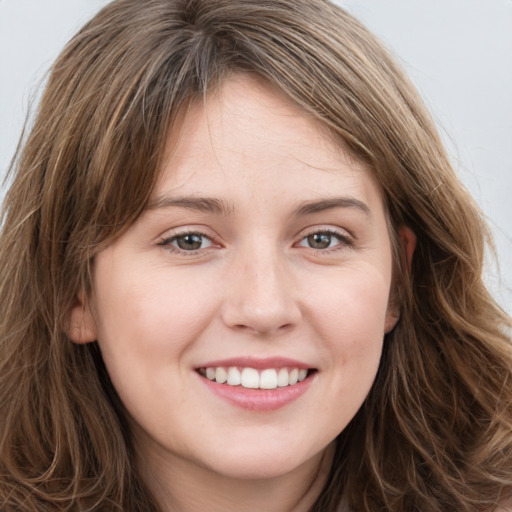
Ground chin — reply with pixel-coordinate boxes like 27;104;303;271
199;443;325;481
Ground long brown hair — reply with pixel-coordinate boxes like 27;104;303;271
1;1;511;510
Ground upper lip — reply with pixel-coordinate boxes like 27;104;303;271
195;356;312;370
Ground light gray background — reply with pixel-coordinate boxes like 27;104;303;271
1;0;511;313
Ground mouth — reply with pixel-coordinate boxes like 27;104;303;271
195;358;317;411
197;366;315;390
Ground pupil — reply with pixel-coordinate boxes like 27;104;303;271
308;233;331;249
178;234;202;250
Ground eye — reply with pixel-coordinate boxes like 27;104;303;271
159;232;214;252
296;230;352;251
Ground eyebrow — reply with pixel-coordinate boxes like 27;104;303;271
147;196;234;215
147;195;371;217
293;197;371;217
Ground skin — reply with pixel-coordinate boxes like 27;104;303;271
70;75;413;511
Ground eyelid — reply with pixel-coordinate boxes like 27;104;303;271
155;224;354;256
156;226;222;255
294;226;355;251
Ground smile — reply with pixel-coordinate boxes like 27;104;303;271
198;366;310;389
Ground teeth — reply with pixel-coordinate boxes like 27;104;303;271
241;368;259;389
202;366;310;389
278;368;289;387
227;367;241;386
260;369;278;389
289;368;299;385
215;367;227;384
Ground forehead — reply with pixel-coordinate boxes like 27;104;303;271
155;75;384;212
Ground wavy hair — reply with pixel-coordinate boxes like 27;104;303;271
1;0;511;510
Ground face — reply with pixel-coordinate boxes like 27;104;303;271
71;75;400;482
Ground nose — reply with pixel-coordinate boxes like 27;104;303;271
220;249;302;336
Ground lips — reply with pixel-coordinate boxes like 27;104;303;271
195;357;316;411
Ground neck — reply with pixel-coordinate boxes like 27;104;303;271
136;441;335;512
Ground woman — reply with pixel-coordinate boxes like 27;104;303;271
1;0;511;510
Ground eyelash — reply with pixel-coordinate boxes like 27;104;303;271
157;230;217;255
157;228;354;255
296;228;354;253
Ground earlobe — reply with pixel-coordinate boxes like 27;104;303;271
384;307;400;334
67;293;98;344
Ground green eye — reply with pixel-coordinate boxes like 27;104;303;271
297;230;351;251
175;234;204;250
306;233;334;249
161;233;213;252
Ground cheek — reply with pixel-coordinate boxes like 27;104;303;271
91;264;220;422
305;265;391;369
96;265;216;349
92;261;222;375
313;265;390;329
286;266;390;444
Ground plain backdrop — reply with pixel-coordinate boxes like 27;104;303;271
0;0;511;313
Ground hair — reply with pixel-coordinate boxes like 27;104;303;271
1;0;511;510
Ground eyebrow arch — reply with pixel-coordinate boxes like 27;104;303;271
293;197;371;217
147;196;234;215
147;195;370;217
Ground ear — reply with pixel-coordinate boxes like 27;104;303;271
67;292;98;344
399;226;416;272
384;225;416;333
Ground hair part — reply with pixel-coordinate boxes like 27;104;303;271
1;0;511;510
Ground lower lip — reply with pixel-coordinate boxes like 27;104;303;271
198;373;314;411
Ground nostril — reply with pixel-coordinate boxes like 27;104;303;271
233;324;252;331
231;322;294;335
